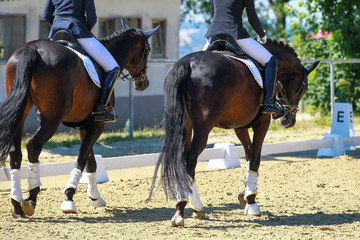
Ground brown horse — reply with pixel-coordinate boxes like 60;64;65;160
150;38;320;226
0;22;158;217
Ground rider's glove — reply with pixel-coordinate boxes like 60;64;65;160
257;34;267;44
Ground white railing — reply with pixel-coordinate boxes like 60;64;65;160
1;136;359;181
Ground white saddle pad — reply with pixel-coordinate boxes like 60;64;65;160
66;47;101;88
226;55;263;88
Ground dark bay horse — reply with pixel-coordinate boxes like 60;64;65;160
150;39;320;226
0;22;158;217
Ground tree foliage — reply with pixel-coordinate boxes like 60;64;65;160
291;0;360;114
181;0;292;39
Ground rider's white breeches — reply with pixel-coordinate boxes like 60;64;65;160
77;37;119;72
202;37;273;67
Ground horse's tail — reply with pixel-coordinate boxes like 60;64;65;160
148;60;192;201
0;45;38;167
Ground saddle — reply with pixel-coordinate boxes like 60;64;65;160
205;33;264;72
51;30;106;81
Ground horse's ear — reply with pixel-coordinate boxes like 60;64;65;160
306;61;320;75
143;25;160;39
121;18;130;29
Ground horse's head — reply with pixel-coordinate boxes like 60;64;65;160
101;20;159;91
264;39;320;128
122;21;159;91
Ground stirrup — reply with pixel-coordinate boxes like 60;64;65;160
93;105;118;122
262;99;284;116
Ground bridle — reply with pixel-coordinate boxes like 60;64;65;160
276;68;308;116
121;40;151;85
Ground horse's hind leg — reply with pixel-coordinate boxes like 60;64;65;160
23;118;63;216
9;125;26;218
172;122;209;226
9;104;36;218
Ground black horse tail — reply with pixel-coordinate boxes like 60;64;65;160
148;60;192;201
0;45;38;167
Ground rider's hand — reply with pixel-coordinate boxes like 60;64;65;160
257;34;267;44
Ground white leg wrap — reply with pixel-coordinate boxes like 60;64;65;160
85;172;101;199
173;191;189;208
188;180;203;211
64;168;82;194
27;162;42;191
244;169;259;201
10;169;24;202
245;202;261;216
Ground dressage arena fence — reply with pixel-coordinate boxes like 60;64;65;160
1;135;359;182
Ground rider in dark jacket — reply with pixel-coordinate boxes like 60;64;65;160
43;0;120;122
204;0;283;116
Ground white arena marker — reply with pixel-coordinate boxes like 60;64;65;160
80;155;109;184
207;143;241;169
331;102;355;150
317;134;345;157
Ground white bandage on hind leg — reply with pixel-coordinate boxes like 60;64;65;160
10;169;24;202
27;161;42;191
173;190;189;208
63;168;82;194
244;169;259;201
188;180;204;211
84;172;101;199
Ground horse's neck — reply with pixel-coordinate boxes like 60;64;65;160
103;39;134;68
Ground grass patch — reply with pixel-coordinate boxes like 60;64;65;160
21;126;164;149
20;114;359;149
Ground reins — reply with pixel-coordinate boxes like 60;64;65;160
276;68;308;116
121;41;150;84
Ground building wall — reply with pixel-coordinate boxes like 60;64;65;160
0;0;180;132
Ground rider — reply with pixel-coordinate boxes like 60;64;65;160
203;0;283;116
43;0;120;122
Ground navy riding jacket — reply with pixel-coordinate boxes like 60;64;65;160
43;0;97;38
205;0;265;39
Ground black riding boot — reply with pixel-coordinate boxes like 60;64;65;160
93;67;121;122
262;56;284;116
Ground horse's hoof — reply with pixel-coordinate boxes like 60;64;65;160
171;215;184;227
244;203;261;216
61;199;76;213
88;197;106;207
238;190;246;209
21;200;36;216
192;210;205;219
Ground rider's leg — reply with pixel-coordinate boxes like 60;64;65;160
77;37;120;122
236;38;283;116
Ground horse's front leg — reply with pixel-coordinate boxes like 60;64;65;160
235;115;271;216
61;124;105;213
84;149;106;208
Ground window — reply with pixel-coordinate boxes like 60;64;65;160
39;18;51;39
99;17;141;39
0;15;25;60
151;19;166;59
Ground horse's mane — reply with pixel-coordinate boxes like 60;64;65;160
99;27;137;44
266;38;301;62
